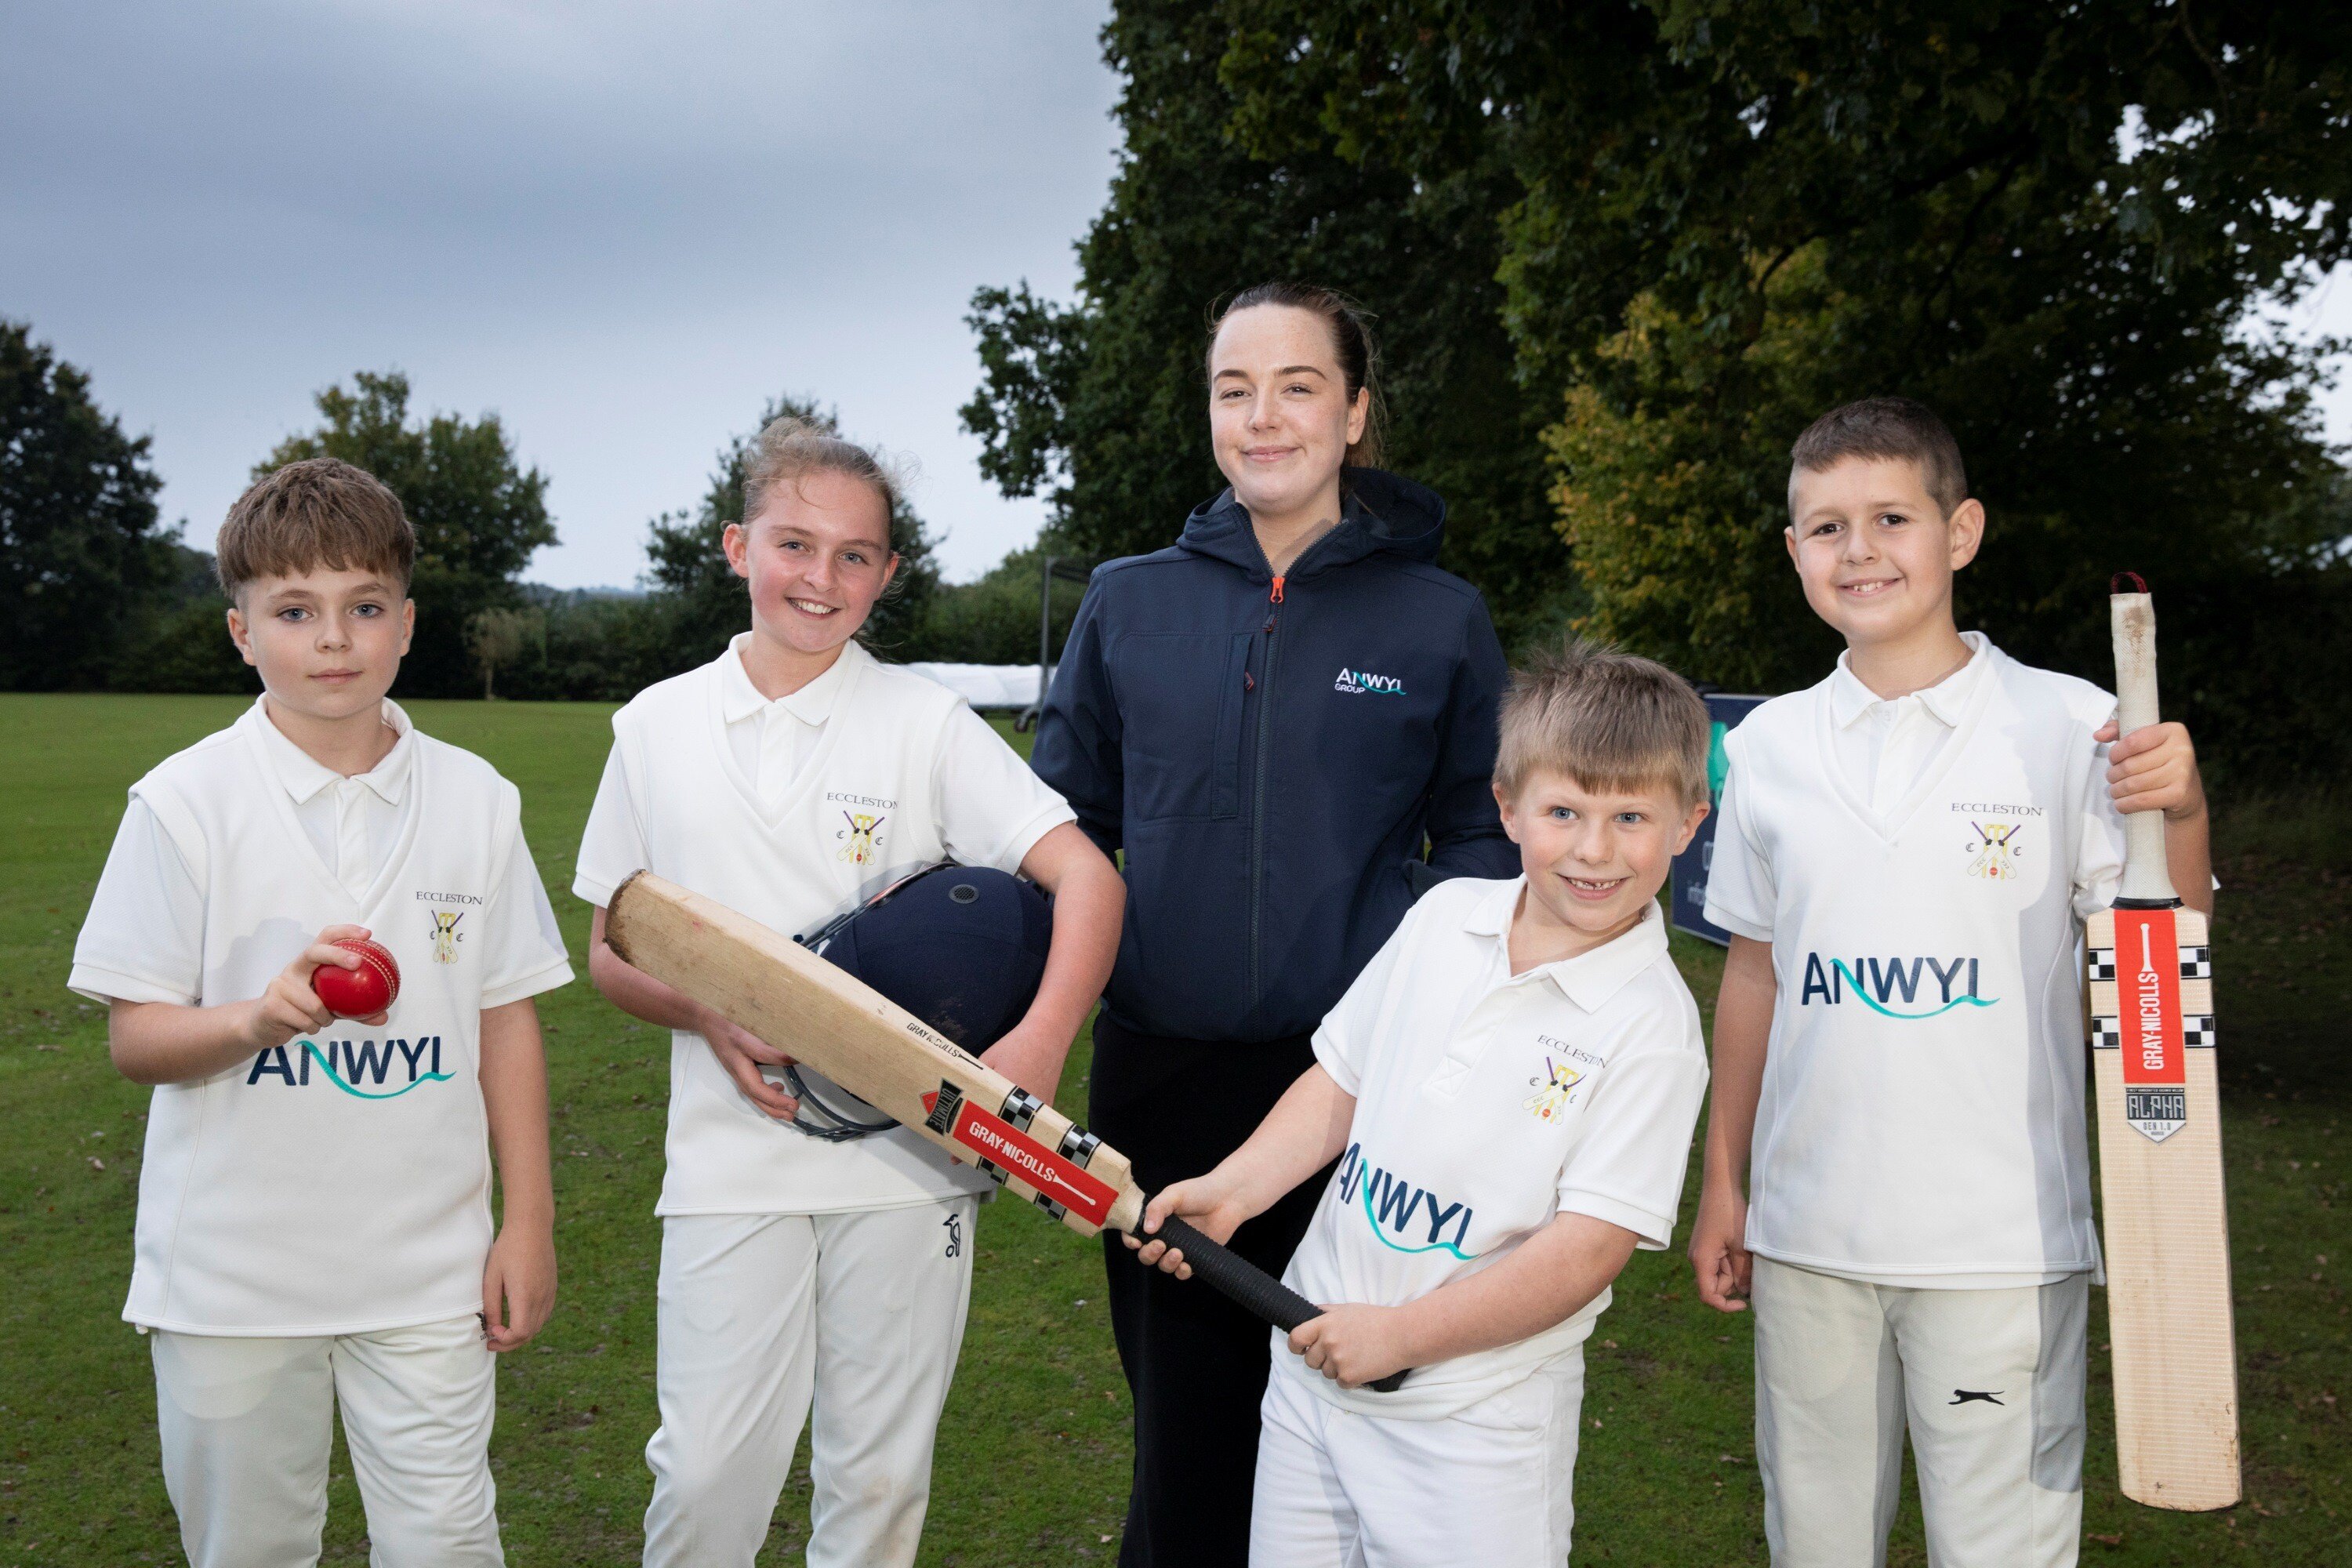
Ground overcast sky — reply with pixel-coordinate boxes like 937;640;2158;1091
5;5;2346;593
2;1;1120;588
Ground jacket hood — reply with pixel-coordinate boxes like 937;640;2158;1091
1176;466;1447;579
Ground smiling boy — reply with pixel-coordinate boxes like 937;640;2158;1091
69;457;573;1566
1133;641;1711;1566
1688;398;2212;1566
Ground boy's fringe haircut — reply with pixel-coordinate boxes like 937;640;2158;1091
216;458;416;599
1789;396;1969;517
1495;639;1711;808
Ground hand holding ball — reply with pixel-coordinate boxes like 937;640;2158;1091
312;938;401;1019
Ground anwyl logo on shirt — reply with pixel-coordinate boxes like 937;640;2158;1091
1798;953;1999;1019
1332;667;1406;696
245;1036;453;1099
1335;1142;1477;1258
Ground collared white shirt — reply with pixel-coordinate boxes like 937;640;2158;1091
1827;631;1989;820
250;696;416;902
1280;877;1709;1420
717;633;855;810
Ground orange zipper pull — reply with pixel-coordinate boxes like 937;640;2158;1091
1270;575;1286;604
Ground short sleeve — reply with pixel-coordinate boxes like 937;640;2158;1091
1555;1042;1709;1251
572;731;650;908
1308;905;1419;1097
933;704;1077;875
71;797;207;1006
1700;744;1775;942
479;802;575;1010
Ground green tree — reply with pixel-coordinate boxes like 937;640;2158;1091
962;2;1563;647
0;321;173;690
263;371;556;698
1214;3;2352;707
643;395;943;669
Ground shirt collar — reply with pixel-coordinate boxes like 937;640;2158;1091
247;696;415;806
720;633;865;728
1459;877;1672;1013
1828;630;1990;729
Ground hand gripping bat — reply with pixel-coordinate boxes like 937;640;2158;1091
605;870;1406;1392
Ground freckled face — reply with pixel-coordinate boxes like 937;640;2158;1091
227;568;413;720
1786;456;1983;648
724;470;898;658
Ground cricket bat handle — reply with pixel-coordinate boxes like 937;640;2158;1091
1144;1212;1410;1393
2110;574;2178;906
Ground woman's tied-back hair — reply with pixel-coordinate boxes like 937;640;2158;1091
216;457;416;601
742;416;908;550
1495;638;1711;808
1207;282;1387;468
1789;396;1969;517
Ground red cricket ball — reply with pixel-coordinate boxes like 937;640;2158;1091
312;938;401;1019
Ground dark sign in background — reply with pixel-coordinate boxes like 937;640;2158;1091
1668;693;1771;946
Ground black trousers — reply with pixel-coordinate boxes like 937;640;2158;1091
1088;1011;1337;1568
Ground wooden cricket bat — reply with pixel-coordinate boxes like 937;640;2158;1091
2088;575;2239;1509
605;870;1406;1391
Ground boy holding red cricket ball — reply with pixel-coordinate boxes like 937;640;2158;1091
70;458;574;1567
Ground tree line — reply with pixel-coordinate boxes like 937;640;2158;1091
0;325;1083;705
962;0;2352;788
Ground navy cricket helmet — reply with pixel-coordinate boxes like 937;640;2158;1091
786;862;1052;1139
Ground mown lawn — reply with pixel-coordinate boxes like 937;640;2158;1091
0;692;2341;1564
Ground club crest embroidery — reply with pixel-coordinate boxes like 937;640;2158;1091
1523;1058;1584;1122
837;811;887;866
1965;821;2023;880
430;909;463;964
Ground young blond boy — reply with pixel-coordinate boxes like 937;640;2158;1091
70;458;572;1567
1134;642;1713;1565
1688;398;2212;1566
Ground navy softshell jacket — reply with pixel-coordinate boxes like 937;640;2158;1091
1032;466;1518;1044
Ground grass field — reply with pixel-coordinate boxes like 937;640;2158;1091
0;692;2343;1565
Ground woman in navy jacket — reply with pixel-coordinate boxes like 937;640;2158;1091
1033;283;1519;1566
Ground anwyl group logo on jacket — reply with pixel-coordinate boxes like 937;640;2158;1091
1333;666;1406;696
246;1036;454;1098
1335;1142;1478;1258
1798;953;1998;1019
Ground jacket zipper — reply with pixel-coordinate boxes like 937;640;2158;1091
1247;572;1287;1014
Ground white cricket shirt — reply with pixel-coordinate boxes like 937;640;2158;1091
1704;639;2127;1287
69;699;575;1334
573;636;1077;1217
1281;877;1708;1421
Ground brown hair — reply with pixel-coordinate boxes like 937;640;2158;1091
216;457;416;600
741;416;906;548
1207;282;1386;468
1495;639;1711;808
1789;397;1969;517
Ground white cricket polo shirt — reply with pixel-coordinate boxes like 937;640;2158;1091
573;637;1077;1217
1280;877;1708;1421
1704;638;2128;1287
69;699;575;1334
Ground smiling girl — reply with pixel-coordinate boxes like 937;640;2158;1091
574;418;1122;1566
1032;285;1520;1563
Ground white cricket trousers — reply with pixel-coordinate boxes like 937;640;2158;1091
1249;1349;1584;1567
641;1198;979;1568
149;1313;502;1568
1751;1257;2088;1568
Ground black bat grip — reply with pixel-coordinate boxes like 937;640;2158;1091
1142;1211;1409;1393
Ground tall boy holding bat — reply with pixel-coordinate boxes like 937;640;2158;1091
1136;643;1713;1565
1687;398;2212;1566
575;417;1123;1567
